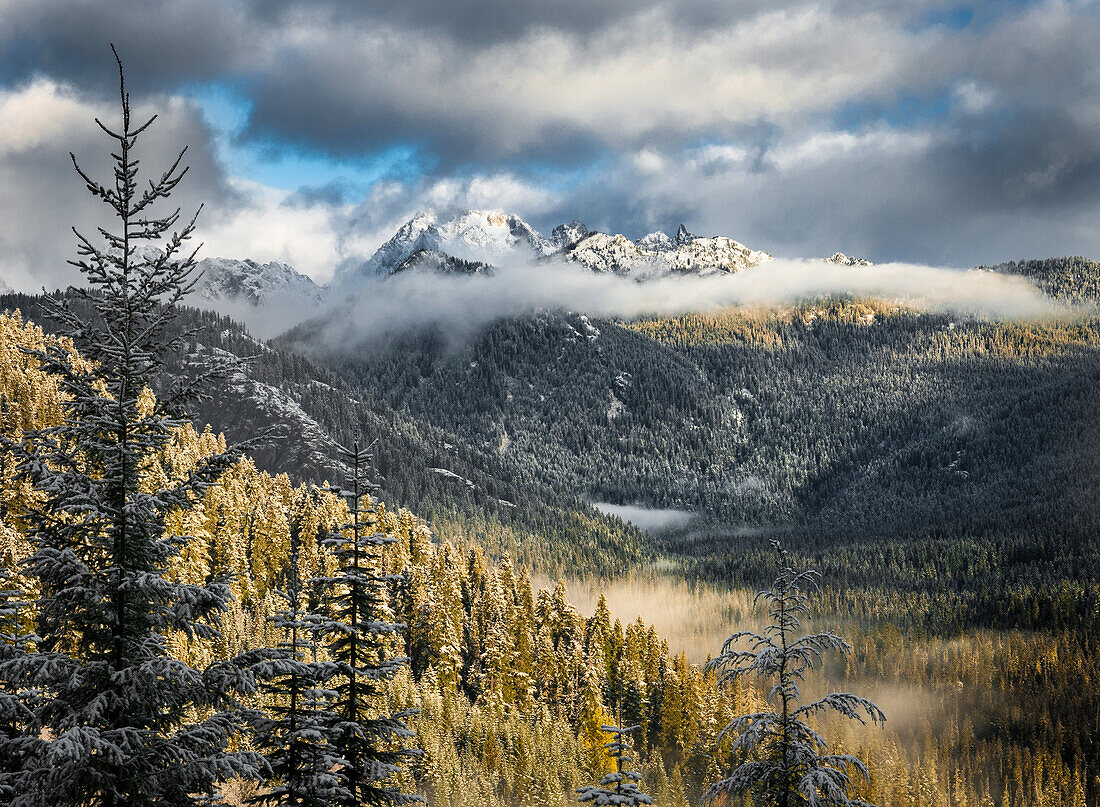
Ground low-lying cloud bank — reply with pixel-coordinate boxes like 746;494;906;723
298;257;1074;349
590;502;697;533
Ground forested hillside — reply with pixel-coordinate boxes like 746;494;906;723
286;293;1100;632
0;309;730;804
0;292;647;577
3;307;1096;806
990;256;1100;304
8;23;1099;807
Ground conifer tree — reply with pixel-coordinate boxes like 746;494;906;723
0;47;262;806
704;541;885;807
251;513;347;807
576;721;652;806
0;568;33;802
319;439;422;805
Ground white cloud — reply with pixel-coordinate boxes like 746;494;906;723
953;80;996;114
768;127;935;170
249;2;949;159
305;256;1070;351
199;179;356;282
0;78;89;154
633;149;666;174
0;80;310;289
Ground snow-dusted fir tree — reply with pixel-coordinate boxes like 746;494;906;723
251;514;348;807
0;568;33;802
318;439;422;806
576;721;652;806
0;48;261;806
704;542;886;807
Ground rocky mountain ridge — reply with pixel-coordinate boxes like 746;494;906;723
195;257;326;306
186;208;880;328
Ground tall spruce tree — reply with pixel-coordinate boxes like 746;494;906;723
251;512;348;807
704;541;885;807
319;439;422;805
0;47;262;806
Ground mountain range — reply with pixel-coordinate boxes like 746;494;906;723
191;208;868;331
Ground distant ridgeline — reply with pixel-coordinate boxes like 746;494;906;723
984;256;1100;303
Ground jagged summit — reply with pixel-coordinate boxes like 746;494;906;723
567;225;771;276
195;257;325;307
549;220;590;251
340;209;771;281
825;252;873;267
343;208;552;281
566;232;647;276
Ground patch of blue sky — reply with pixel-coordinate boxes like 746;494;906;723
832;89;955;132
184;80;424;200
920;6;975;30
516;155;611;194
236;141;423;198
909;1;1047;34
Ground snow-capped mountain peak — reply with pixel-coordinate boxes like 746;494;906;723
195;257;325;307
349;210;445;280
825;252;874;267
566;232;648;276
189;257;328;336
344;208;552;280
438;208;552;260
637;230;674;252
567;225;771;276
549;220;590;251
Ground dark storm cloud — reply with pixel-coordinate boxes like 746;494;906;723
247;0;769;45
0;0;256;95
2;0;947;165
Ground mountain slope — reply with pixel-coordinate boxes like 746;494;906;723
392;248;494;276
988;256;1100;303
0;291;648;575
292;292;1100;628
195;257;325;307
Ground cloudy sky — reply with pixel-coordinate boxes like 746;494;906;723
1;0;1099;288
